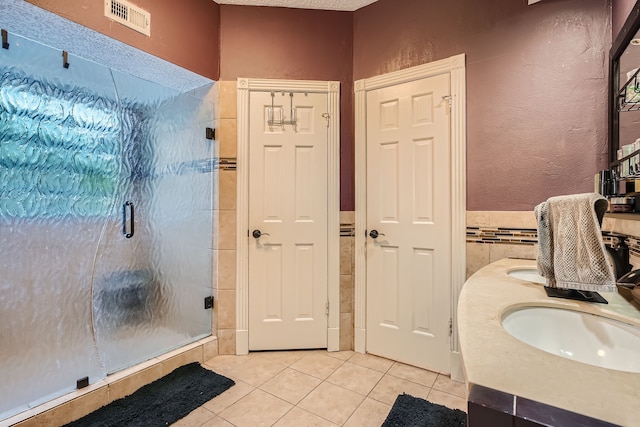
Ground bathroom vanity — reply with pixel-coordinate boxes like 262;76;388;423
458;258;640;427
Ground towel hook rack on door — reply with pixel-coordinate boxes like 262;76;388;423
268;91;298;130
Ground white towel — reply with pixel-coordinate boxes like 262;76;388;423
534;193;616;292
534;201;554;283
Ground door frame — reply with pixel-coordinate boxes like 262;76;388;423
236;78;341;354
354;54;467;379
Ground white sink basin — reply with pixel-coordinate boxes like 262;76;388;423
502;306;640;373
508;268;546;285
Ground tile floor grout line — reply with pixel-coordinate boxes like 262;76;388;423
342;380;387;427
177;350;466;426
257;366;323;406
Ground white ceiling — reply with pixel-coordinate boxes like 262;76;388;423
214;0;380;11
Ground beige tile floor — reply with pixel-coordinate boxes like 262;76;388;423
173;350;467;427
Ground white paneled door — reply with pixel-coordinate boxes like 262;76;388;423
366;73;452;372
248;90;328;350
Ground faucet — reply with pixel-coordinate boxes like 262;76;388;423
605;238;632;280
606;239;640;307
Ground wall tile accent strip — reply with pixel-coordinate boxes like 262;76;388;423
466;227;537;245
466;226;640;258
341;223;355;237
219;157;236;171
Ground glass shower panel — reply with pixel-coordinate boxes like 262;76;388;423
149;91;215;342
0;35;120;419
91;77;214;374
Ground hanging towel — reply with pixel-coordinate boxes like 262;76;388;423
534;201;554;283
534;193;616;292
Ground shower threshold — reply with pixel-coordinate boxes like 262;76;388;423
3;336;218;426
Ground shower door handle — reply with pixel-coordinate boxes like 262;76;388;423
123;201;134;238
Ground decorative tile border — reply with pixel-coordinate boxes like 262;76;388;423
294;216;640;257
218;157;236;171
466;226;640;258
466;227;537;245
340;223;355;237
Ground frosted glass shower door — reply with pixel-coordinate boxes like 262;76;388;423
92;86;214;374
0;27;214;422
0;35;122;419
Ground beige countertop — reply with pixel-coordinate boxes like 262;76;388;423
458;258;640;426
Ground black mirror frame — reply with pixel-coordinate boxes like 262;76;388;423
610;2;640;164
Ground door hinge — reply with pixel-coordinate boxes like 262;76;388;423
62;50;70;69
322;112;330;128
2;29;9;50
441;95;452;110
204;296;214;310
448;318;453;336
205;127;215;140
77;376;89;389
326;301;330;316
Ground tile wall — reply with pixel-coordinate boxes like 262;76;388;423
216;81;239;355
466;211;539;279
340;212;356;351
466;211;640;278
602;215;640;264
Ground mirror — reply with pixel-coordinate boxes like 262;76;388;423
611;1;640;187
619;40;640;158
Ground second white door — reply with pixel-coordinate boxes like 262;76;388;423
365;73;452;372
248;90;328;350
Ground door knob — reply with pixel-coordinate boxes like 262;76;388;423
369;229;385;239
252;229;270;239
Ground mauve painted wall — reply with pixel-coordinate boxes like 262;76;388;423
25;0;220;80
24;0;614;212
355;0;611;211
219;5;355;210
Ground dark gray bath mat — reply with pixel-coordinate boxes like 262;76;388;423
64;362;234;427
382;393;467;427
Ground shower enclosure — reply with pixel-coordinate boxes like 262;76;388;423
0;32;215;420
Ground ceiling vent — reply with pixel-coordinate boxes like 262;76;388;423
104;0;150;37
